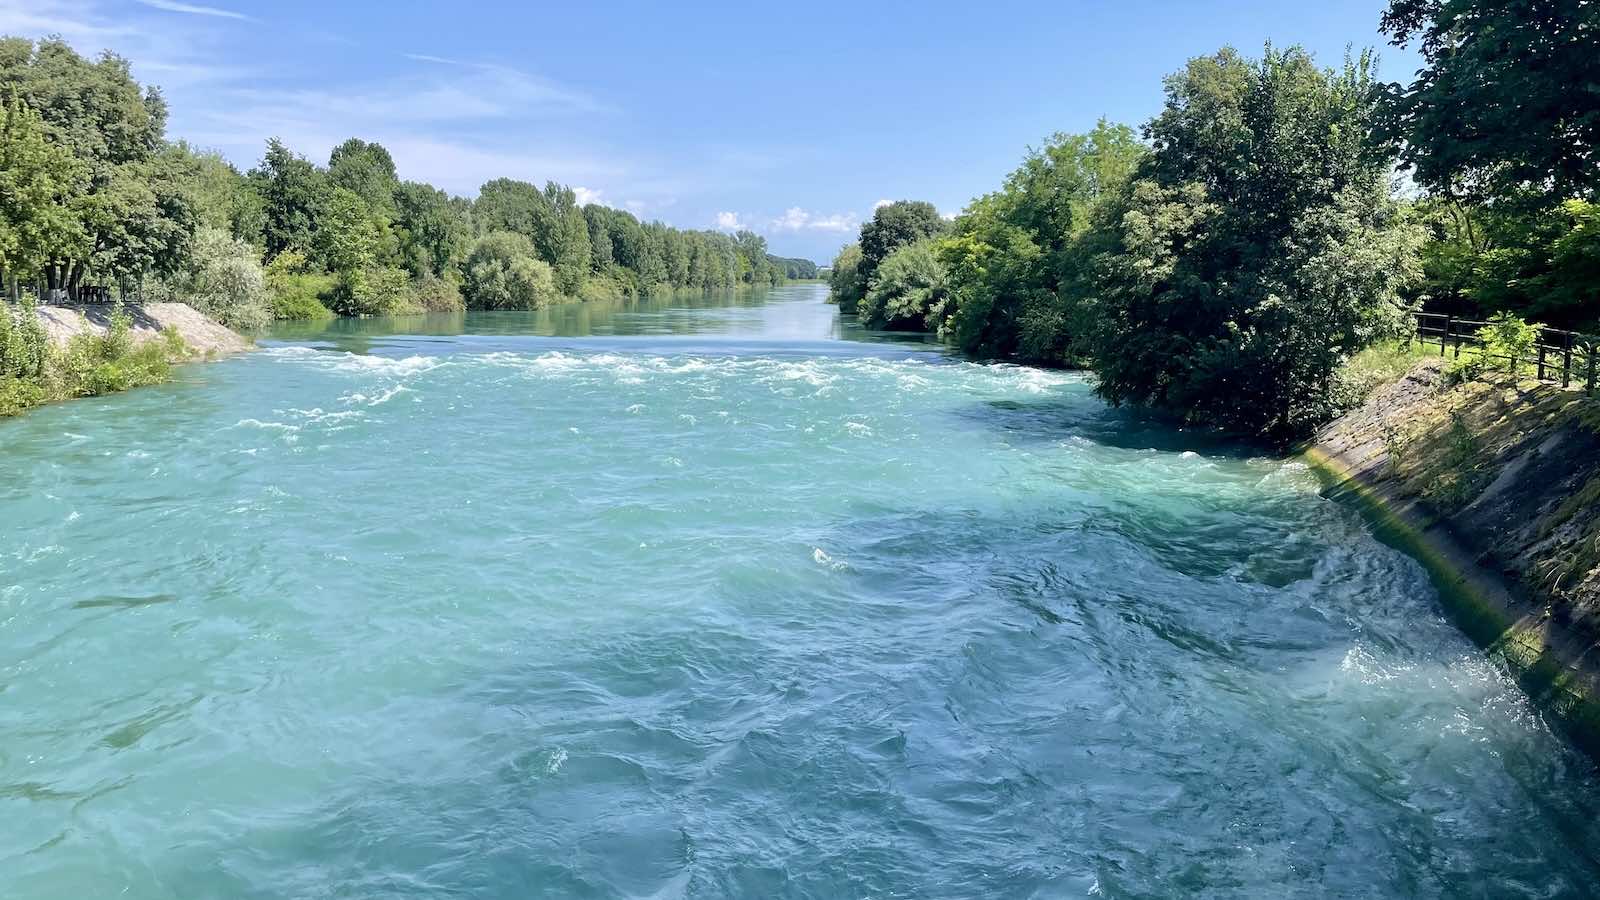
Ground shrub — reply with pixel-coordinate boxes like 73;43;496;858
265;251;336;320
1446;312;1541;382
172;226;272;330
461;232;559;310
828;243;865;313
410;273;464;312
330;265;412;316
0;297;49;379
857;240;949;331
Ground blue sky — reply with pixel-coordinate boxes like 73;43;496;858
2;0;1418;262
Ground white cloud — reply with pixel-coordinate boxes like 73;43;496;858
134;0;253;21
714;211;744;231
872;198;893;210
573;187;606;207
768;207;859;234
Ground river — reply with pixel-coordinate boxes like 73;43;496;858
2;284;1597;897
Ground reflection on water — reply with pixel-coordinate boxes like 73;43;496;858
265;283;939;351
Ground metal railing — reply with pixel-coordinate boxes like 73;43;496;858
1412;312;1600;395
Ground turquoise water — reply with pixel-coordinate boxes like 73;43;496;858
3;284;1598;898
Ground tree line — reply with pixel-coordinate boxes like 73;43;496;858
0;37;806;331
830;0;1598;440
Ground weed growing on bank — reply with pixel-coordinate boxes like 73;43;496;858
0;302;189;418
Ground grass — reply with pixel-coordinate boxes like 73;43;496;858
1340;339;1435;404
0;308;190;418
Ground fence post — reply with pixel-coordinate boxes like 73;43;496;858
1538;337;1547;382
1442;316;1452;356
1589;342;1598;396
1564;332;1574;388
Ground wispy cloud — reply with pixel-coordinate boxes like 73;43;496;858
134;0;253;21
714;211;745;231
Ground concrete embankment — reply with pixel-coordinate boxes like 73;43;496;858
1303;360;1600;754
35;302;250;356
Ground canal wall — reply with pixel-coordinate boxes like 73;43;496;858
1302;359;1600;755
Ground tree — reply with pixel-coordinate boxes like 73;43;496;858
533;183;591;295
856;201;947;293
474;179;590;294
393;181;468;279
857;240;949;331
315;187;382;274
0;38;193;299
328;138;399;216
460;231;558;310
166;143;265;246
0;90;83;298
1380;0;1600;204
250;139;331;260
942;121;1145;363
167;226;270;330
1089;47;1422;439
828;243;864;312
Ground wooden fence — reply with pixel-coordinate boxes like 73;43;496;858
1412;312;1600;395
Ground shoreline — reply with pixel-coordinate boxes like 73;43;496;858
1300;386;1600;758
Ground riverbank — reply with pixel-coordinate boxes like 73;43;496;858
1303;359;1600;753
36;303;251;355
0;302;246;418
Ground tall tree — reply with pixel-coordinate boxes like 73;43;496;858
1380;0;1600;204
858;201;947;282
250;139;331;260
1090;47;1422;439
0;38;193;298
0;91;82;297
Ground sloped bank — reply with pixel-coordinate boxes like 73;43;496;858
1303;360;1600;754
36;302;251;355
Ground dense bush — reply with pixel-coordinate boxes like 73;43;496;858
827;244;864;313
942;122;1144;364
330;265;412;316
856;240;949;331
1087;49;1421;439
265;252;336;320
167;227;272;330
0;297;49;379
1;304;188;417
462;232;559;310
1446;313;1542;382
410;273;465;312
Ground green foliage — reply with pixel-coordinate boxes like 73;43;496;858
1380;0;1600;205
395;180;469;279
0;295;48;378
851;201;947;299
475;179;591;294
0;38;199;296
0;90;84;287
329;265;412;317
327;138;398;217
263;251;335;320
1;304;189;416
769;255;819;280
461;231;559;310
1088;47;1422;439
410;272;464;312
250;138;330;260
856;240;949;331
828;243;864;313
1446;312;1542;382
164;226;271;330
942;121;1145;363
